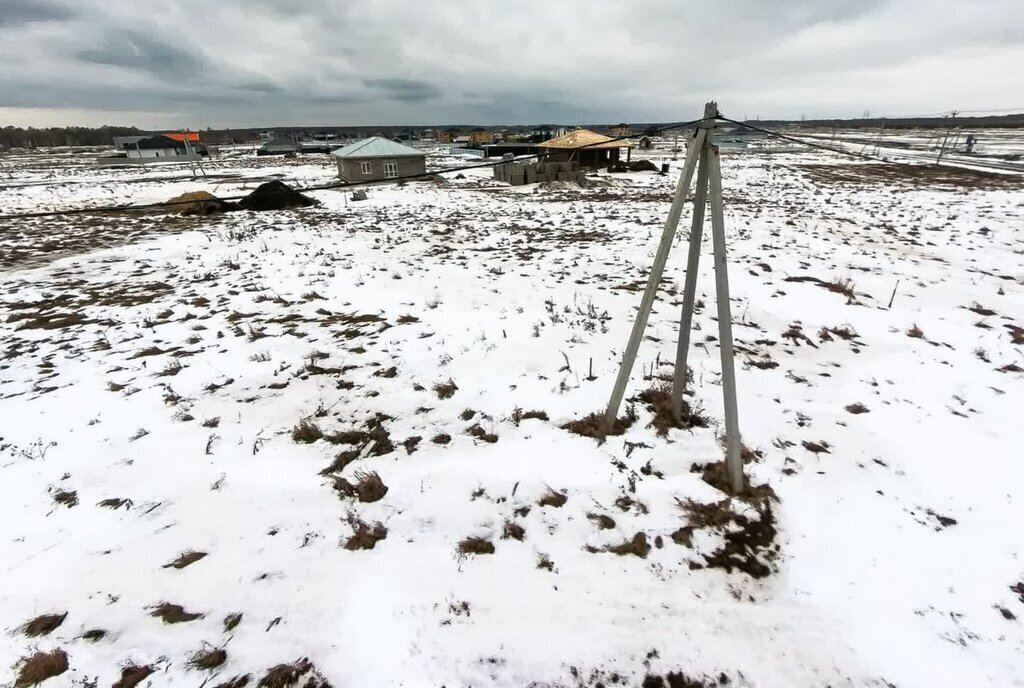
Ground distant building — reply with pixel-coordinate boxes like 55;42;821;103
609;123;633;137
258;137;298;156
438;129;461;143
112;135;146;150
468;128;493;144
331;136;426;183
125;134;207;160
538;129;632;168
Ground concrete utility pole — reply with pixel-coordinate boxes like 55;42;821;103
603;100;745;494
936;110;958;165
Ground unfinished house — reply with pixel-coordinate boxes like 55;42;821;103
331;137;426;183
538;129;633;169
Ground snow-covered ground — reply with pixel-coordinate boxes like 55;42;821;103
1;141;1023;687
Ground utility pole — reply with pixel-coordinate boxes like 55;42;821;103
936;110;958;165
603;100;745;494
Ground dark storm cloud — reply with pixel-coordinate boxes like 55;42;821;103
77;30;205;80
363;78;441;102
1;0;1022;127
0;0;74;26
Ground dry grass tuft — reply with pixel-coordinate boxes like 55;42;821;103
431;433;451;445
257;658;313;687
291;420;323;444
511;408;549;425
189;646;228;671
433;379;458;399
343;514;388;550
537;488;567;508
112;664;154;688
21;612;67;637
458;536;495;555
604;532;651;558
677;498;736;529
215;675;252;688
907;324;925;339
81;628;106;642
537;554;554;571
15;649;69;688
561;405;637;438
845;402;870;414
224;612;243;632
163;550;207;569
52;490;78;508
98;497;132;509
631;385;708;435
333;470;388;503
587;512;616;530
501;520;525;541
466;423;498;443
149;603;204;624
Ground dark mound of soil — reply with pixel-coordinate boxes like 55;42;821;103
238;181;318;211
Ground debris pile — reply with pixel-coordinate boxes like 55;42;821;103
238;180;318;211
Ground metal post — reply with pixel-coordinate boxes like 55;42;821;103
602;119;708;432
670;148;709;420
707;144;743;494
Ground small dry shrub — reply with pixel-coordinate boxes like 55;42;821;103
333;470;388;503
52;490;78;508
562;405;637;438
15;649;69;688
150;603;203;624
291;420;323;443
537;488;567;508
587;513;616;530
112;664;154;688
458;536;495;555
163;550;207;569
21;612;66;637
434;379;458;399
501;520;525;541
189;646;228;671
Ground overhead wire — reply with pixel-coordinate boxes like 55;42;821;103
0;116;713;221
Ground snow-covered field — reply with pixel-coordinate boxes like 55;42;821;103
1;139;1023;687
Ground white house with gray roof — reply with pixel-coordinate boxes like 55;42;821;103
330;136;426;183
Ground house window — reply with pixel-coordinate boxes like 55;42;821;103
383;161;399;178
360;161;373;175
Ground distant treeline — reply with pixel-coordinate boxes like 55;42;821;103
753;113;1024;130
0;125;146;150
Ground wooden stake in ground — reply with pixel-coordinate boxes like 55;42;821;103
603;100;745;494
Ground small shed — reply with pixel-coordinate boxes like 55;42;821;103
126;135;206;159
637;135;653;150
538;129;633;169
331;137;426;183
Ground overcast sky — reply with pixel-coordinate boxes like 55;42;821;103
1;0;1022;128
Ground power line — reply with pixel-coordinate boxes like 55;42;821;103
0;117;712;222
716;116;885;162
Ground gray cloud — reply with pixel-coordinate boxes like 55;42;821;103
363;78;441;102
0;0;1022;127
77;30;205;80
0;0;74;26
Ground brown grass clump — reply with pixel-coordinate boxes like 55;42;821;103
431;433;451;445
677;498;736;529
291;420;323;443
501;520;525;541
189;646;228;671
343;514;388;550
402;436;421;454
52;490;78;508
845;402;870;414
825;277;857;300
968;302;997;316
112;664;154;688
907;324;924;339
458;536;495;555
433;379;458;399
214;675;252;688
631;385;708;435
98;497;132;509
15;649;69;688
163;550;207;569
21;612;67;637
605;533;651;559
537;488;567;508
587;513;616;530
466;423;498;443
701;505;780;579
511;408;549;425
537;554;554;571
319;449;360;476
81;628;106;642
149;603;204;624
561;405;637;438
224;612;243;632
257;658;313;687
332;470;388;503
